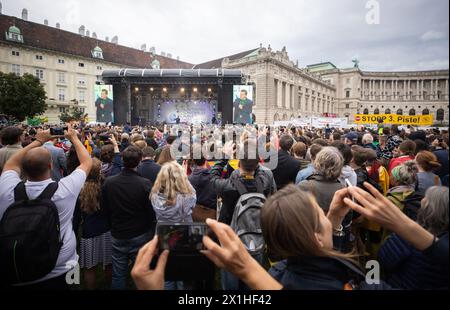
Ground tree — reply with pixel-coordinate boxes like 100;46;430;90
0;72;47;122
59;106;84;123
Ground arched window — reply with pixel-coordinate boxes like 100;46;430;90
283;114;288;121
290;114;295;120
363;108;369;115
273;114;279;122
397;109;403;115
385;109;391;114
422;109;430;115
409;109;416;116
437;109;445;121
374;108;380;115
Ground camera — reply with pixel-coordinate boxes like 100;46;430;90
50;127;68;136
99;134;111;142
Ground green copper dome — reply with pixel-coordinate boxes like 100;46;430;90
8;25;21;34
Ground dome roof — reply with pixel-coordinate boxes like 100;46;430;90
8;25;21;34
93;46;103;52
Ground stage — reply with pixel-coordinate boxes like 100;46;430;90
101;69;246;126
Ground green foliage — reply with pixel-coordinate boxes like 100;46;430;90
0;72;47;122
59;106;84;123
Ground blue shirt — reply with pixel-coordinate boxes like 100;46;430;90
295;163;315;185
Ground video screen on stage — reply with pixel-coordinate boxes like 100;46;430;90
94;85;114;124
233;85;254;124
158;99;218;125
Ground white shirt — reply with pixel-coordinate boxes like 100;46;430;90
0;169;87;284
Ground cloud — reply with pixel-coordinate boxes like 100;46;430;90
421;30;446;41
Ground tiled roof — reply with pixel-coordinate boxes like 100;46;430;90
0;14;193;69
193;48;260;69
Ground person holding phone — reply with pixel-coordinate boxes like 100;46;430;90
132;182;447;291
150;161;196;290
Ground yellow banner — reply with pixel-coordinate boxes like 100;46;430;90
354;114;433;126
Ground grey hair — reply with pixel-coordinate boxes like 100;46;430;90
362;133;374;145
314;147;344;181
391;160;418;186
417;186;449;236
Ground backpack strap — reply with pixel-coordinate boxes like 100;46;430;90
14;182;28;202
37;182;59;200
231;175;249;196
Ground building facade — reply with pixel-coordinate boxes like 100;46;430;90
195;46;338;125
197;47;449;125
0;12;192;124
308;64;449;125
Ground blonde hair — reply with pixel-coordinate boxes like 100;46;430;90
151;161;193;206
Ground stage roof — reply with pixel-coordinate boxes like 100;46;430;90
102;68;243;78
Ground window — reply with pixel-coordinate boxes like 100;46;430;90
409;109;416;116
58;59;65;64
11;64;21;76
97;66;103;70
59;107;67;113
79;91;86;103
436;109;445;121
35;69;44;80
345;104;350;109
422;109;430;115
80;108;85;113
58;89;65;101
36;55;43;60
57;72;66;83
363;108;369;115
12;50;20;56
346;90;350;98
6;26;24;43
346;78;350;84
385;109;391;114
374;108;380;115
78;78;86;87
397;109;403;115
79;63;85;68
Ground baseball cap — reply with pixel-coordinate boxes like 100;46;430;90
345;132;359;142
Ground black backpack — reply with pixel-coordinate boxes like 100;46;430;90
0;182;62;285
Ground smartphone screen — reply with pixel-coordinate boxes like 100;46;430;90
157;223;208;253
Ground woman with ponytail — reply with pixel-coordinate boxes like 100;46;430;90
415;151;442;192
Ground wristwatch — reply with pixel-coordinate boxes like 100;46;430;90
333;225;345;237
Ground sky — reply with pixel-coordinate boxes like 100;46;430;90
1;0;449;71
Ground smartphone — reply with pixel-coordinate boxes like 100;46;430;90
157;223;209;253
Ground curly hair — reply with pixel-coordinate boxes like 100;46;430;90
79;158;103;214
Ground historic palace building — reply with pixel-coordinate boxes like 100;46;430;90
309;63;449;125
1;6;449;125
195;46;338;125
0;8;192;123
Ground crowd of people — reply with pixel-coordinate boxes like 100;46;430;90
0;121;448;290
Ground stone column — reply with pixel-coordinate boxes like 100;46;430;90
277;80;282;108
361;79;365;99
446;79;449;100
431;80;434;100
